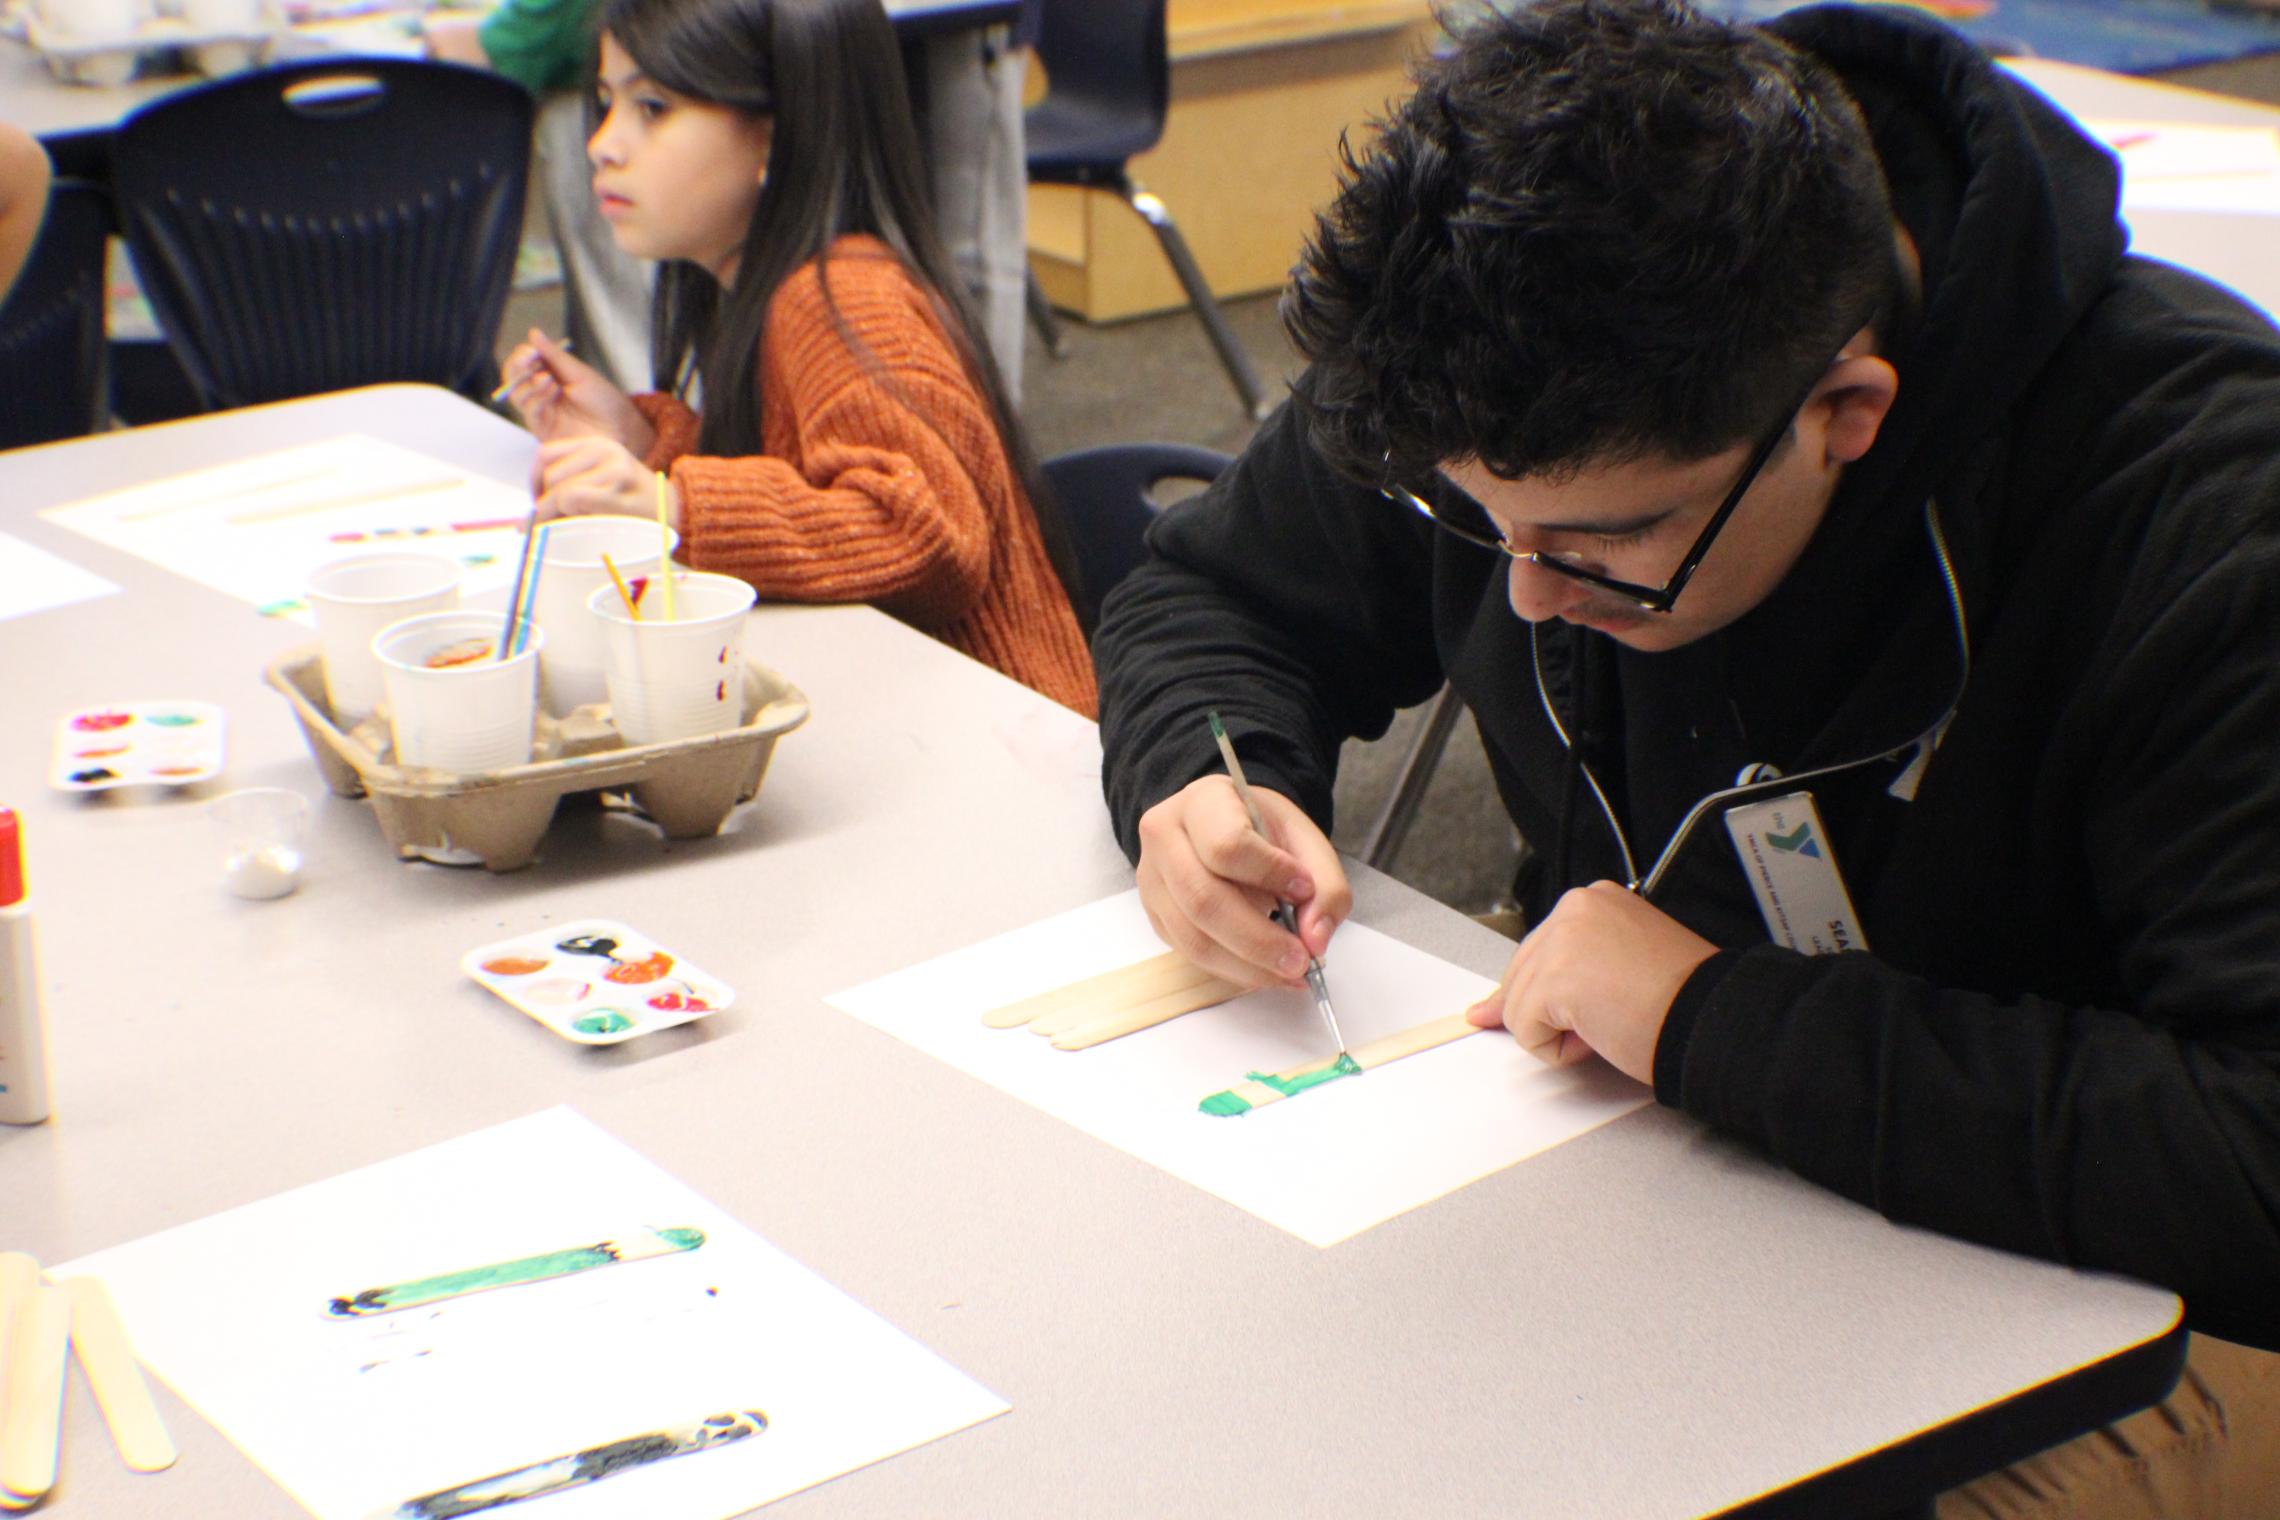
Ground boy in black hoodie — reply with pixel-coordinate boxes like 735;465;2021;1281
1093;1;2280;1510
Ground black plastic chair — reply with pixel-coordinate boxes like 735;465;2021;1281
1043;440;1231;613
0;179;112;450
1025;0;1274;420
111;59;532;412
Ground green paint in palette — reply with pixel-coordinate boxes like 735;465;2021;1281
326;1226;705;1317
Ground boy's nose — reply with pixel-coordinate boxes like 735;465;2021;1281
1504;555;1597;623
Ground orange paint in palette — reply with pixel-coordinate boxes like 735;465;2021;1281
48;702;226;792
460;919;733;1045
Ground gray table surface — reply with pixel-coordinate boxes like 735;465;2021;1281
0;386;2180;1518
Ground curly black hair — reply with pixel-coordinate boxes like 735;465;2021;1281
1282;0;1903;489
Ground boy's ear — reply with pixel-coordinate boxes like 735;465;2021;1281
1818;355;1899;466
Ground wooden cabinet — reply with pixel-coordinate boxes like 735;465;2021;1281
1026;0;1438;322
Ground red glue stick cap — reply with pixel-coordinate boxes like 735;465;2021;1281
0;808;21;908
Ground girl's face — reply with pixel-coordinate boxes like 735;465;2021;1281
588;33;774;284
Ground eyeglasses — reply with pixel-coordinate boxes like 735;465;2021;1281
1379;402;1799;616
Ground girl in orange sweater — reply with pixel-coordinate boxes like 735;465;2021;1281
501;0;1097;716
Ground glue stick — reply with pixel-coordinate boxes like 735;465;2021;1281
0;807;52;1125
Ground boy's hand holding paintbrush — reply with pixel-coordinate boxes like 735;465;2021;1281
1132;734;1351;997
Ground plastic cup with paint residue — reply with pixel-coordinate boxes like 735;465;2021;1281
529;516;679;718
210;788;311;900
586;572;754;746
372;611;546;775
304;553;462;732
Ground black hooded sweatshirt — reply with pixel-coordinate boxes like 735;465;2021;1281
1093;5;2280;1348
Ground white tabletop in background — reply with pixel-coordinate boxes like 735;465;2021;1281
2005;56;2280;323
0;386;2179;1519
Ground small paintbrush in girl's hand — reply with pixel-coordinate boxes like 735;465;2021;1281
488;337;574;404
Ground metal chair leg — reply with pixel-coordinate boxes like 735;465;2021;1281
1125;185;1273;420
1358;684;1467;872
1024;267;1067;359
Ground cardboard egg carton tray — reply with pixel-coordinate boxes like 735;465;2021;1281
265;646;809;871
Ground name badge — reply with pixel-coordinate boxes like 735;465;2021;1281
1723;791;1869;955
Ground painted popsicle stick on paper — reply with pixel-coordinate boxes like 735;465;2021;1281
327;1227;705;1318
374;1408;766;1520
980;948;1241;1050
1200;1014;1481;1116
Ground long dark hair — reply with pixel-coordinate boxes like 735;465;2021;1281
594;0;1090;626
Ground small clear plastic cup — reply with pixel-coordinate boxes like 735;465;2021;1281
372;611;546;774
209;788;311;900
587;571;755;745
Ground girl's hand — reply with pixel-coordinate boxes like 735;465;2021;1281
532;437;683;529
500;330;654;454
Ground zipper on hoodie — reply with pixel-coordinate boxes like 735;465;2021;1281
1528;499;1974;901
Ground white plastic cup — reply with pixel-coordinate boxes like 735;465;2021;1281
528;516;679;717
182;0;261;27
41;0;149;39
305;553;462;731
373;611;546;774
587;571;755;745
210;787;310;901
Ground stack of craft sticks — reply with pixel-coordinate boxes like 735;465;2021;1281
982;950;1240;1050
0;1254;175;1510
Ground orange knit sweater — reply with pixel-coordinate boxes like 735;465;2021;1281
635;235;1097;716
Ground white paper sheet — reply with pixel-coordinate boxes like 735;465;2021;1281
827;891;1648;1246
0;531;118;622
53;1109;1008;1520
39;435;533;624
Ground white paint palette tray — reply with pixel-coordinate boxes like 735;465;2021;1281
462;919;734;1045
50;701;226;791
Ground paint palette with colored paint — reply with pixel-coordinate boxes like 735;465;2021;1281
49;701;227;791
461;919;733;1045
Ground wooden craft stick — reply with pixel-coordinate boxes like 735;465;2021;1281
114;464;336;522
66;1278;178;1474
1200;1013;1481;1116
328;1226;706;1318
1027;958;1228;1038
0;1284;71;1505
0;1252;34;1350
1049;975;1244;1050
223;475;464;526
980;949;1218;1031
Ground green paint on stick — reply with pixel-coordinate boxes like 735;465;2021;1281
327;1226;706;1317
1198;1051;1362;1117
1253;1050;1363;1096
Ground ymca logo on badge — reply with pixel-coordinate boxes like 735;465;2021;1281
1766;821;1822;858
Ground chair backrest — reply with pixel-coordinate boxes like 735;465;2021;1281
1031;0;1170;146
1042;442;1231;612
112;59;532;412
0;179;111;450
